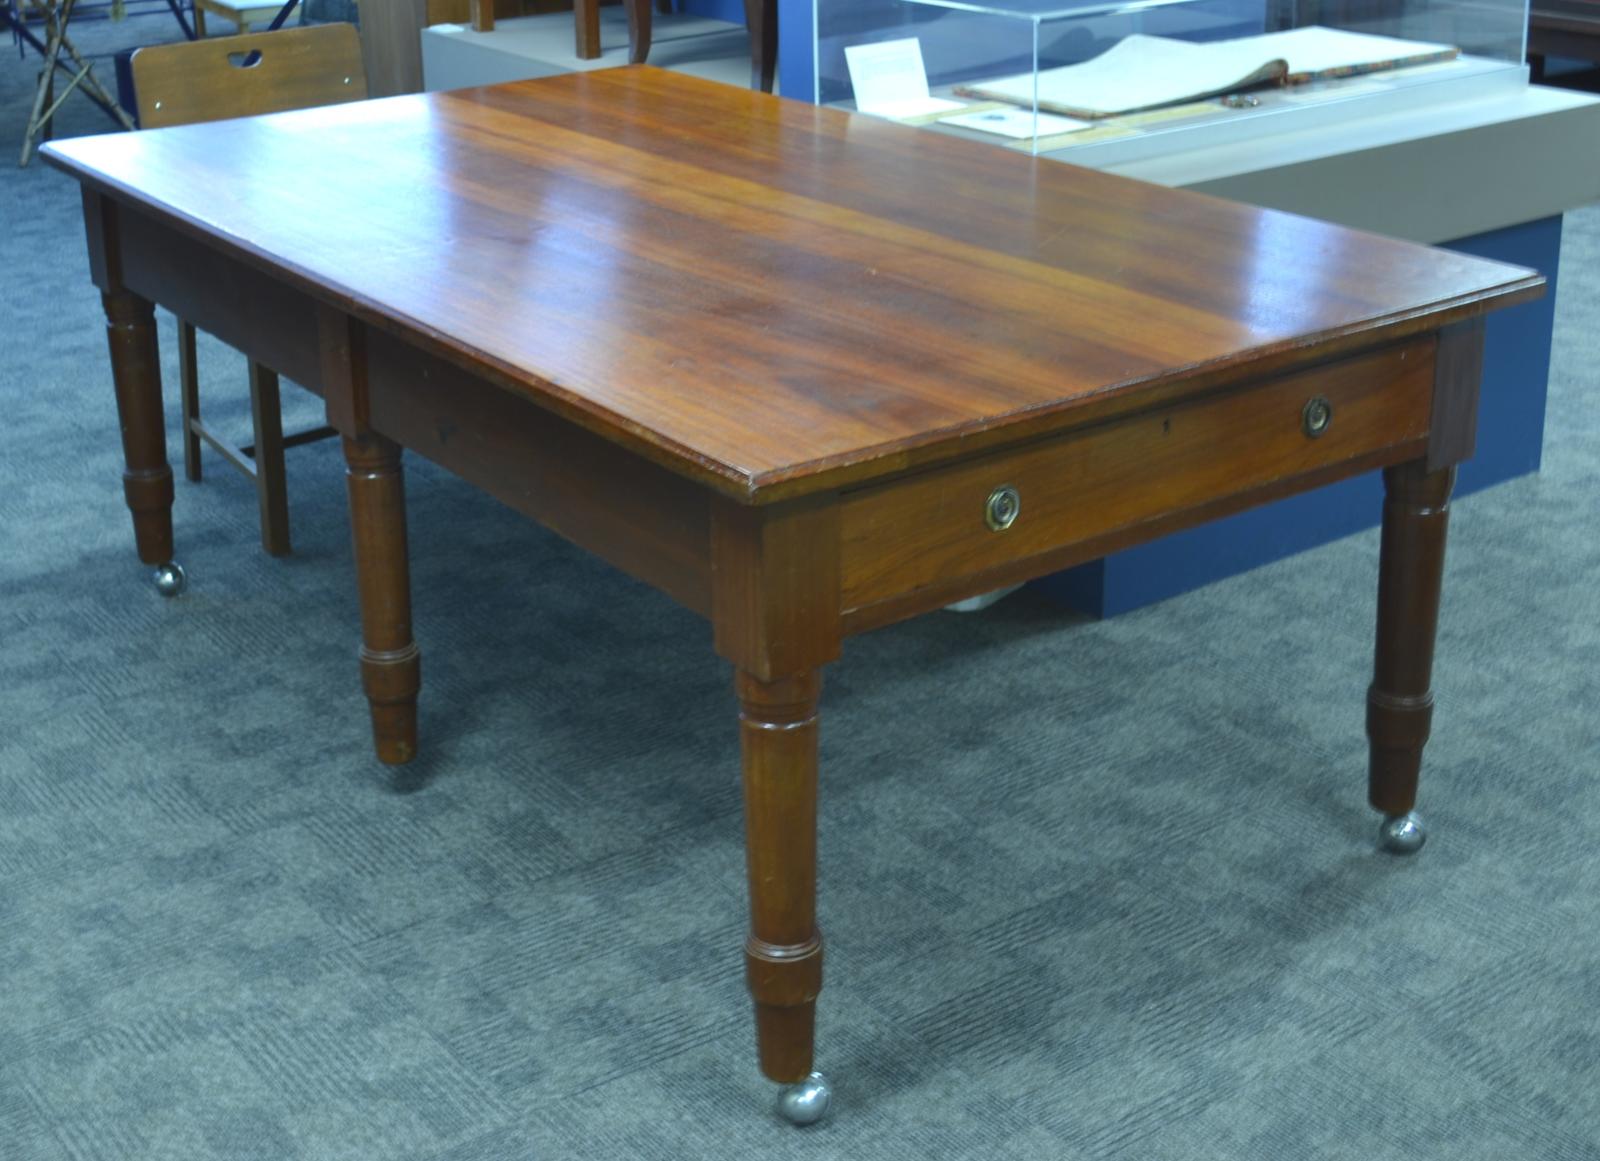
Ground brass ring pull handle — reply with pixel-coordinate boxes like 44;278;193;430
985;484;1021;532
1302;395;1333;438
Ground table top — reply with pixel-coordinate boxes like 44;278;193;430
44;67;1541;501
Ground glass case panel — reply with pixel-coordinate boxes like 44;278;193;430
815;0;1530;157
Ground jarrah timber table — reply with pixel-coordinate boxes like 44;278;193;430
44;67;1542;1123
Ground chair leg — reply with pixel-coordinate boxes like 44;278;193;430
744;0;776;92
177;318;202;482
626;0;651;65
247;361;292;556
574;0;599;59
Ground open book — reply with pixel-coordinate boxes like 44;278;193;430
956;26;1459;120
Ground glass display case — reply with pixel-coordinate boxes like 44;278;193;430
815;0;1531;157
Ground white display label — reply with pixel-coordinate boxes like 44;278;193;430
845;38;965;120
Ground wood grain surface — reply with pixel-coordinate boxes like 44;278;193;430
44;68;1542;503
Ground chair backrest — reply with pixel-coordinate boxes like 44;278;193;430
131;23;368;130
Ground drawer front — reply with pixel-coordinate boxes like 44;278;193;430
839;339;1434;611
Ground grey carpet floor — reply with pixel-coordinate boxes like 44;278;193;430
3;20;1598;1161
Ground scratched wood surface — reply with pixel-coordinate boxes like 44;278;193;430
43;67;1541;501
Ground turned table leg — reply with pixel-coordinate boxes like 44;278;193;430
737;669;830;1123
342;432;420;766
712;496;839;1122
101;289;185;596
1368;459;1455;854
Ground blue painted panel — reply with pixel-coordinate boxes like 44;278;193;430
779;0;815;100
1448;216;1561;491
1036;215;1564;618
680;0;747;22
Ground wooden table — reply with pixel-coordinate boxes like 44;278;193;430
43;67;1541;1121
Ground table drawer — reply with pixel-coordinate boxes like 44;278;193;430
839;339;1434;611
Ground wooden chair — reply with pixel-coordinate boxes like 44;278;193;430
129;23;367;555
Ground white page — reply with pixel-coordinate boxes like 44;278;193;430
964;26;1457;119
1249;26;1455;78
966;35;1283;119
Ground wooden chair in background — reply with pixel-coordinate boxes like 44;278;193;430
129;23;367;556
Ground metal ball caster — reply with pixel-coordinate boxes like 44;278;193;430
1378;811;1426;855
775;1071;832;1126
153;561;187;598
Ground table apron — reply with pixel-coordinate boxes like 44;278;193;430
115;203;326;392
838;337;1437;632
363;328;715;619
